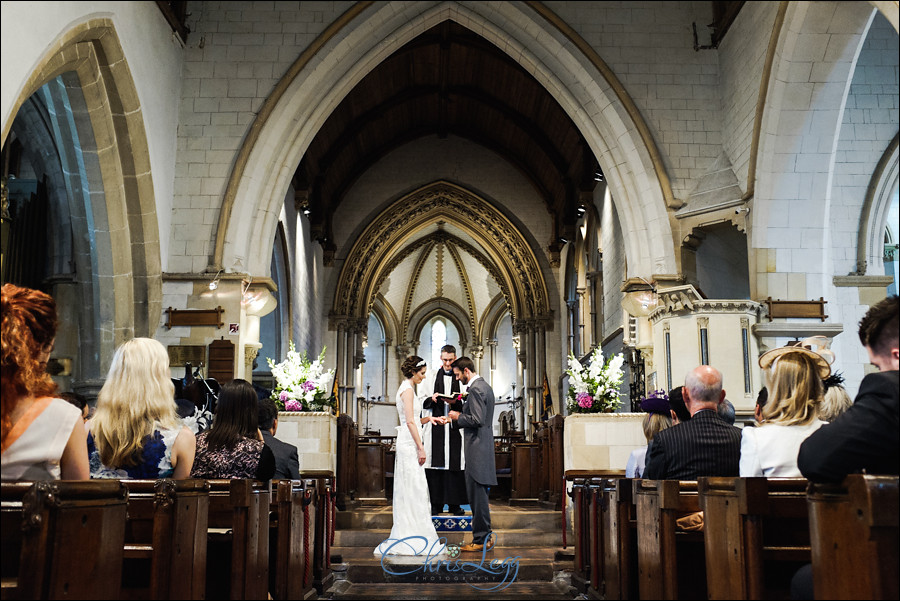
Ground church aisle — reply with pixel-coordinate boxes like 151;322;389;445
327;501;577;598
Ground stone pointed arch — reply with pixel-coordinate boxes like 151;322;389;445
3;18;162;377
216;0;675;281
408;299;472;352
332;181;550;327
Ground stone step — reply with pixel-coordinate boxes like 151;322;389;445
335;528;563;548
337;506;563;531
324;581;577;599
330;547;572;587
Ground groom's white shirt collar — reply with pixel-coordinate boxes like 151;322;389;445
467;374;481;384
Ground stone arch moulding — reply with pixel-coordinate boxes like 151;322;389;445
370;295;398;346
332;181;551;329
480;294;511;343
2;18;162;355
857;134;899;274
216;0;676;282
407;299;472;352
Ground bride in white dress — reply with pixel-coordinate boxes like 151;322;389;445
375;356;447;557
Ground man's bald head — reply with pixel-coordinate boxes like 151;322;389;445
683;366;725;414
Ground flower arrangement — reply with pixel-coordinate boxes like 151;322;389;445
266;343;336;412
565;347;626;414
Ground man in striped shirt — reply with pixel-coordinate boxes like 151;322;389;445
644;366;741;480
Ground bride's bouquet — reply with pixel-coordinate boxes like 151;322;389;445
565;347;626;414
267;343;336;412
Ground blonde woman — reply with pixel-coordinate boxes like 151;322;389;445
88;338;195;479
740;348;829;477
626;391;673;478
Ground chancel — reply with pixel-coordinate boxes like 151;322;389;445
1;1;897;599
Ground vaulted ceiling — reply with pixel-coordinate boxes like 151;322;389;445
295;20;598;254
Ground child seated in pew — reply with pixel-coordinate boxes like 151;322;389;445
88;338;196;479
740;341;830;477
1;284;90;481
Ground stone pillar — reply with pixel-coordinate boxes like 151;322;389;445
243;343;262;384
512;326;526;436
470;344;485;374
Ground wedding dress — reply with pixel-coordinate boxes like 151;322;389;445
374;379;446;556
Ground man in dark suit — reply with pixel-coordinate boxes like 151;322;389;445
448;356;497;552
644;365;741;480
798;295;899;481
258;397;301;480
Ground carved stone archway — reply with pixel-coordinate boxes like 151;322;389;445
330;180;552;414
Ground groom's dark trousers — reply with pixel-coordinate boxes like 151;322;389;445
456;375;497;545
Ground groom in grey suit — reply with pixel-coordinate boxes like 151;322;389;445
448;356;497;552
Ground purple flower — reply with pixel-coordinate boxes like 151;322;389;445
279;391;289;401
285;400;303;412
576;392;593;409
301;380;317;392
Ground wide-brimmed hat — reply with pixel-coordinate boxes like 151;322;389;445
758;336;833;380
640;392;670;415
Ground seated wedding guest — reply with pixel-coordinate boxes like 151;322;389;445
88;338;195;479
717;399;736;425
644;366;741;480
258;397;300;480
191;379;275;480
818;372;852;422
626;391;672;478
668;385;691;423
740;347;829;477
58;391;90;422
799;295;899;481
1;284;89;481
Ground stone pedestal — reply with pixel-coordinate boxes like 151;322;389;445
563;413;646;472
275;412;337;473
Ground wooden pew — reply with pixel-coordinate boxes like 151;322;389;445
120;479;209;600
206;479;270;600
567;477;591;592
563;469;627;597
634;479;706;600
807;474;899;600
1;480;128;599
300;471;335;595
335;414;358;510
699;477;809;600
598;477;638;601
268;479;316;600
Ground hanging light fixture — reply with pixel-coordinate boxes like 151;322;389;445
208;270;222;291
621;277;659;317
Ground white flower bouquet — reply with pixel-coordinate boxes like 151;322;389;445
565;347;625;414
267;343;336;412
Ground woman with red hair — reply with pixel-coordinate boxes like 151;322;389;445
1;283;89;480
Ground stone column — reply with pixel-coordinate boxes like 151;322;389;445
471;344;485;374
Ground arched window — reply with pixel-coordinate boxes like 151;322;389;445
430;319;447;371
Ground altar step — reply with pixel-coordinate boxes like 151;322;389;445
328;501;574;596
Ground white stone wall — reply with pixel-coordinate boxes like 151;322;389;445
599;187;627;340
718;1;779;192
169;0;355;273
1;0;184;271
830;13;899;277
546;1;723;200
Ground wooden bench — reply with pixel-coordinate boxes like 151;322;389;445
268;479;316;600
699;477;809;599
597;477;638;600
634;479;706;600
120;479;209;599
299;471;335;595
563;469;627;596
205;479;270;600
1;480;128;599
807;474;899;600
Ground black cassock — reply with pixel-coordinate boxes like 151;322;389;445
422;370;468;513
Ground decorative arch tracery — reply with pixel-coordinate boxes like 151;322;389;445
332;181;551;327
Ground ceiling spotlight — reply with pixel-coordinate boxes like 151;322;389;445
208;270;222;291
303;208;311;215
594;170;605;182
576;205;586;216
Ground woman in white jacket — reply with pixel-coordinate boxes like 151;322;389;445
740;347;830;477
